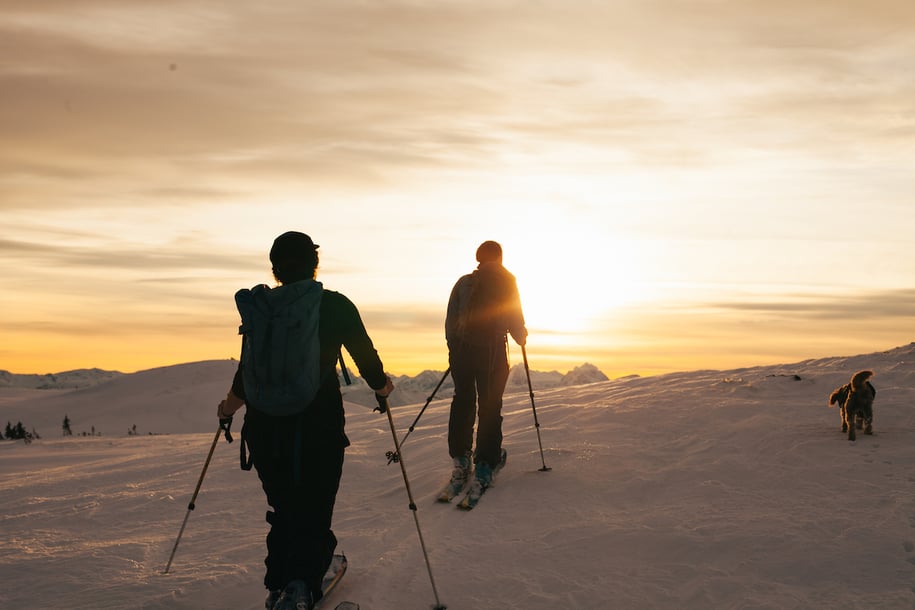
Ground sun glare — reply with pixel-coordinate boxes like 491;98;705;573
501;209;643;338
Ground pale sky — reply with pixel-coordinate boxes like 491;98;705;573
3;1;914;378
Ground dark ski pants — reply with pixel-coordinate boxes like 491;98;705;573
244;409;344;597
448;340;509;468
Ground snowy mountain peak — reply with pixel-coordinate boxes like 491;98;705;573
0;368;124;390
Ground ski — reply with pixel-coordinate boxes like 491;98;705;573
456;449;507;511
316;554;347;606
270;554;348;610
436;477;468;503
456;481;485;510
436;455;473;503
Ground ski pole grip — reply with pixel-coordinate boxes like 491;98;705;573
374;394;388;414
219;417;234;443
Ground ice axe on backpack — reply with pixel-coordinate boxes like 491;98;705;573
386;367;451;464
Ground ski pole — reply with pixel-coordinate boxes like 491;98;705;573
386;367;451;464
163;417;234;574
521;345;551;472
377;394;447;610
338;350;352;385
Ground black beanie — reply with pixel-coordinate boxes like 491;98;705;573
475;240;502;263
270;231;319;269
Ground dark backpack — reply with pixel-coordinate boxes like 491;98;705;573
458;266;508;345
235;280;323;416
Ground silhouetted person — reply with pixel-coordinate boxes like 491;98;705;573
217;231;394;610
439;240;527;503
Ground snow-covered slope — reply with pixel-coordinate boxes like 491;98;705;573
0;359;609;436
1;343;914;609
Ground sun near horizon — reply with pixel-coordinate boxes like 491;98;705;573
2;3;913;379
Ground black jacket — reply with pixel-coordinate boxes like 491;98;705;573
445;261;527;348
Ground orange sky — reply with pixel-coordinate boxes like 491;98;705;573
2;1;914;377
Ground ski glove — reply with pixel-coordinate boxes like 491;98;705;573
217;391;244;419
374;376;395;398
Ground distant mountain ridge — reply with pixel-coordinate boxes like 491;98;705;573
0;368;124;390
0;360;610;405
0;360;610;436
346;361;611;408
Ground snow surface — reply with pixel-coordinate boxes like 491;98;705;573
2;344;915;609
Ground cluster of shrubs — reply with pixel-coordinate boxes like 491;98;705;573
2;416;145;443
62;415;103;437
3;421;38;443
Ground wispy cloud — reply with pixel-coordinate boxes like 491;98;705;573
0;235;257;274
3;1;914;374
707;288;915;321
4;0;912;205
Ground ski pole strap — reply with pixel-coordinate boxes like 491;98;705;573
219;417;234;443
239;422;253;471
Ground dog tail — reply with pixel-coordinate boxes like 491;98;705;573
828;385;846;407
850;370;874;392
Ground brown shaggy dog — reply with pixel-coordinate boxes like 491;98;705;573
828;382;855;432
831;370;876;441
